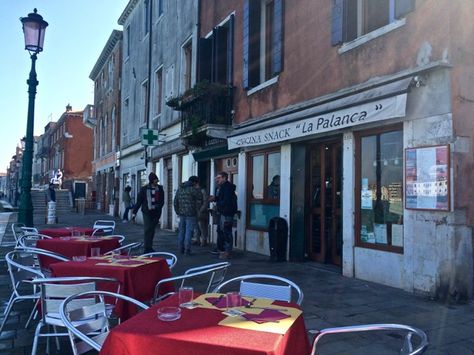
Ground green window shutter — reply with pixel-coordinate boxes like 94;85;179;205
395;0;415;19
331;0;344;46
272;0;284;76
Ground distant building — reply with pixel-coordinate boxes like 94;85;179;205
89;30;123;216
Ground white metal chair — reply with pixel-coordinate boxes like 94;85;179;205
0;250;45;334
140;251;178;269
30;276;119;355
18;247;70;277
17;233;53;248
103;242;143;257
11;223;26;247
213;274;304;305
309;323;428;355
153;261;231;303
59;290;149;354
107;234;126;245
91;220;116;236
21;226;39;235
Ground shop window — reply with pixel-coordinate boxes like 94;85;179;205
331;0;415;45
138;170;148;189
247;150;280;229
356;126;403;252
243;0;283;89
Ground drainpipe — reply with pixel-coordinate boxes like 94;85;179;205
145;0;154;170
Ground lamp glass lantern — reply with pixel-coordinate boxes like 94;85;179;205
20;8;48;55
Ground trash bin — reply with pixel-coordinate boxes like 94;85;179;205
76;198;86;215
268;217;288;262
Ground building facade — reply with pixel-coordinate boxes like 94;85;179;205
198;0;474;300
89;30;123;216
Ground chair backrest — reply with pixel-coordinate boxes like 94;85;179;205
309;323;428;355
92;220;116;236
20;226;39;235
153;262;231;303
17;247;69;276
103;242;142;256
11;223;26;247
213;274;304;305
108;235;125;245
140;251;178;269
18;233;52;248
31;277;119;325
60;290;149;354
5;250;45;298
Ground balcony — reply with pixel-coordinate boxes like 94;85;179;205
167;81;233;148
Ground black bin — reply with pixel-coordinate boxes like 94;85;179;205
268;217;288;262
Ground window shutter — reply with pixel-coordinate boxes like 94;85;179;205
211;27;219;82
331;0;344;46
198;38;212;82
227;14;235;85
395;0;415;19
242;0;250;90
272;0;283;76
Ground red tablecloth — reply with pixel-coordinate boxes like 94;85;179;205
50;258;173;320
39;227;95;238
36;237;120;267
100;295;311;355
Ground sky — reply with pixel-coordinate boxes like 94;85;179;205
0;0;130;173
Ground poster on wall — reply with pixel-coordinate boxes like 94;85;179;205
405;145;450;211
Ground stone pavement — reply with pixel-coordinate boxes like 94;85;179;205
0;208;473;354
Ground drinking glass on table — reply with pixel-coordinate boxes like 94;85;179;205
90;247;101;257
178;287;194;308
226;292;242;309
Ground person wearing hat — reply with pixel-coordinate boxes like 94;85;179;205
131;172;164;253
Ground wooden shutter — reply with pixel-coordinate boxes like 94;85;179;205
272;0;283;76
395;0;415;19
227;14;235;85
198;38;212;82
243;0;250;89
331;0;344;46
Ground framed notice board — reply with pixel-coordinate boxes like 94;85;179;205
405;145;450;211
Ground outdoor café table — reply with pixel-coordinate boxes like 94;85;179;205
36;236;121;267
99;293;311;355
50;256;174;320
39;226;95;238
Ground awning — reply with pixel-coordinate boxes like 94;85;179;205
228;77;413;149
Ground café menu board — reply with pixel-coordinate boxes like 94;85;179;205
405;145;450;211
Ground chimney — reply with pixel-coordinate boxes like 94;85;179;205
66;103;72;112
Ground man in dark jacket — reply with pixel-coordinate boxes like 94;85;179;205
131;172;164;253
174;176;202;255
211;171;237;259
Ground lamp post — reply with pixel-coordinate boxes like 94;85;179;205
18;9;48;226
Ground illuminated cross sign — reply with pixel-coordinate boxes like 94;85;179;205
140;128;159;146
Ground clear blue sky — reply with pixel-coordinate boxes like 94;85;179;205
0;0;129;173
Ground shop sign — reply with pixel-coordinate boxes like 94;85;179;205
228;94;407;149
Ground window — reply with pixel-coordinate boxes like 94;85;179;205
157;0;164;18
243;0;283;90
182;40;193;91
198;15;234;85
180;155;190;183
155;67;163;116
164;65;174;101
108;55;114;88
144;0;150;37
138;170;148;189
355;125;404;252
141;80;149;124
331;0;415;45
126;26;131;57
247;150;281;229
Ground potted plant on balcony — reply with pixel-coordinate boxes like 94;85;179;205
166;80;230;111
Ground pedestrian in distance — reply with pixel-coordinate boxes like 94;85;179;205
174;176;203;255
131;172;164;253
209;171;237;259
122;186;133;222
194;181;210;247
45;182;56;203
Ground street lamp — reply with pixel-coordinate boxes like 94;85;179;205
18;9;48;226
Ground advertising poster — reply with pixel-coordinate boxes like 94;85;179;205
405;145;450;211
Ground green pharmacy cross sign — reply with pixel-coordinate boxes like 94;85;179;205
140;128;159;146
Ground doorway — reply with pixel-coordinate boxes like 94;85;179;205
306;140;343;266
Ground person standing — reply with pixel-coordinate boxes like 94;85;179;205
174;176;203;255
122;186;133;222
210;172;237;259
131;172;164;253
194;181;210;246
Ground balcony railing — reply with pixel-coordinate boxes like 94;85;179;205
167;81;233;147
